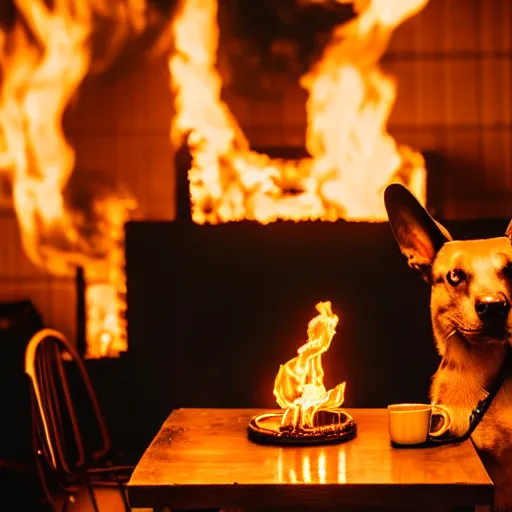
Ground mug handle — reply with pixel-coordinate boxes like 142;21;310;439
429;404;451;437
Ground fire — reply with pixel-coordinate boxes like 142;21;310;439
0;1;145;357
0;0;429;356
274;301;346;431
169;0;429;224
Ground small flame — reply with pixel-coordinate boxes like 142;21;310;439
169;0;429;223
0;1;145;357
273;301;345;430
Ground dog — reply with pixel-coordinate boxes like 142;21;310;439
384;183;512;511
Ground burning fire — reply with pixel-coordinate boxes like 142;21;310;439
0;0;429;356
274;301;345;431
0;1;145;357
170;0;429;224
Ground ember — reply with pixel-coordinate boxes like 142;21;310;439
248;301;356;445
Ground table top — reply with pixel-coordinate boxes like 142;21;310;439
127;408;493;510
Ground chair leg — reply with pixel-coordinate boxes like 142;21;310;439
101;465;131;511
117;481;131;512
85;479;100;512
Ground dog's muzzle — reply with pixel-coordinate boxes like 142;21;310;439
465;295;512;343
475;295;510;321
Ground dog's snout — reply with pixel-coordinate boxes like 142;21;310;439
475;295;510;320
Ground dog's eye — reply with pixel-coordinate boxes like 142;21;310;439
503;263;512;279
446;269;466;286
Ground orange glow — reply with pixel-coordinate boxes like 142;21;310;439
318;451;327;484
276;446;347;484
273;301;346;430
169;0;429;224
0;1;145;357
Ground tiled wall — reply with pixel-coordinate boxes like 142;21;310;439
0;214;76;338
387;0;512;218
1;0;511;345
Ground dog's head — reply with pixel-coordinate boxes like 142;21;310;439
384;184;512;351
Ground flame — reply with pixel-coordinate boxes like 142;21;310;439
273;301;345;430
169;0;429;224
0;1;145;357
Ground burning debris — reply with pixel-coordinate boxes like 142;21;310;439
248;301;356;445
170;0;429;224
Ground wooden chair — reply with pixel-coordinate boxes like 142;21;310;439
25;328;133;511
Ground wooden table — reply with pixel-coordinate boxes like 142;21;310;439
127;409;493;511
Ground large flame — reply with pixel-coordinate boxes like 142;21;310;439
0;1;146;357
274;301;345;430
170;0;429;224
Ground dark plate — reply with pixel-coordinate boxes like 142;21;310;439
247;410;357;446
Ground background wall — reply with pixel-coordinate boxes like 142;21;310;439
0;0;511;344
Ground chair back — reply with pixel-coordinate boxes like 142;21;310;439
25;328;111;479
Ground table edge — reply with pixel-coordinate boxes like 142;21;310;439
127;481;494;509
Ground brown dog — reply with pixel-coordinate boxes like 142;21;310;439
384;183;512;511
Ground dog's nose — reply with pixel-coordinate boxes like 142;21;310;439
475;295;510;320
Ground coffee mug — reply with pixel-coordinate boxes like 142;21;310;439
387;403;451;446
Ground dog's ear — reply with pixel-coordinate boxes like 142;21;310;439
384;184;452;282
506;219;512;241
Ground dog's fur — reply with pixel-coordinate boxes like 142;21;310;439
384;184;512;511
